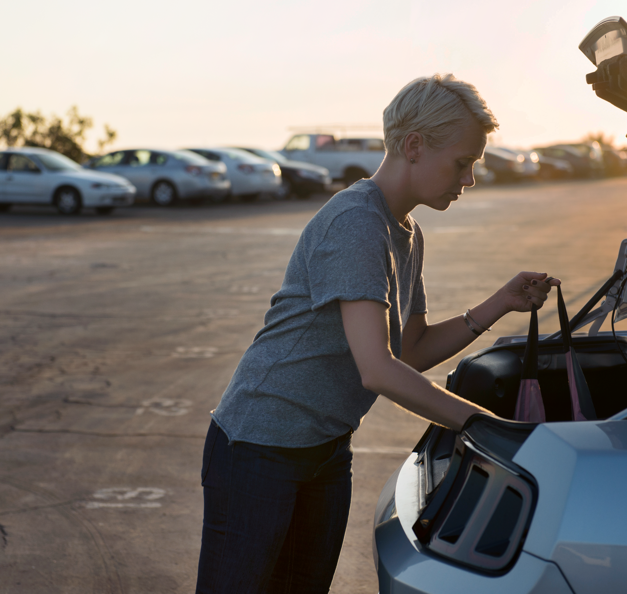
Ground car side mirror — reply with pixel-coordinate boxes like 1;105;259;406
580;16;627;113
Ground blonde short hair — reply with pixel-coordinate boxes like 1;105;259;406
383;73;499;157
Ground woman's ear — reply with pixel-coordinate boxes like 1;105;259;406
404;132;424;163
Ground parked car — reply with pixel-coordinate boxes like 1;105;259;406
185;148;282;201
601;146;627;176
533;143;604;178
528;151;574;180
498;147;541;179
235;147;331;198
374;239;627;594
473;158;495;184
483;146;526;183
84;149;230;206
0;148;135;215
280;133;385;186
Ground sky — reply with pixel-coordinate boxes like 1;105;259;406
2;0;627;153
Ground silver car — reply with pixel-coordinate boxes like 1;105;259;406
374;240;627;594
185;148;282;201
85;149;230;206
0;148;135;215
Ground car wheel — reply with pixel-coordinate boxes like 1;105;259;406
55;187;82;215
151;180;177;206
0;204;11;213
95;207;115;215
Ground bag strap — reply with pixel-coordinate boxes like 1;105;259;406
556;286;597;420
520;304;539;380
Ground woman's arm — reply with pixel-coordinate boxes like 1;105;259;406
402;272;560;372
340;299;494;431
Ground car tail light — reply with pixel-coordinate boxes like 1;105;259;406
413;417;538;573
237;164;255;174
185;165;202;176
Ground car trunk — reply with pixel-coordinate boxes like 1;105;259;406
411;333;627;572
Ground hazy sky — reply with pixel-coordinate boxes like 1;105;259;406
2;0;627;153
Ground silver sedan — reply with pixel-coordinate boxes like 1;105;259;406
185;147;282;201
0;148;136;215
85;149;231;206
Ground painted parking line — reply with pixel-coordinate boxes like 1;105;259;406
172;346;218;359
135;398;192;416
84;487;166;509
352;447;410;455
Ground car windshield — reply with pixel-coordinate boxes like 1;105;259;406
253;149;287;164
171;150;211;165
218;148;264;162
36;152;82;172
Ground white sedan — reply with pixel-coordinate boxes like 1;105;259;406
185;147;282;201
0;148;136;215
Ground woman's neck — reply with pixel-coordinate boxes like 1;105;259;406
370;156;416;227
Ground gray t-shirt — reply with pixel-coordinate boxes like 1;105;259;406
213;179;427;447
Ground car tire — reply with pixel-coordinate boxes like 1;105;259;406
0;204;11;213
151;180;177;207
54;187;82;215
95;207;115;215
343;167;367;187
278;179;292;200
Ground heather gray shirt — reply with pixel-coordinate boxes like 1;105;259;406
213;179;427;447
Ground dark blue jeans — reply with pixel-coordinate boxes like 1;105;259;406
195;420;353;594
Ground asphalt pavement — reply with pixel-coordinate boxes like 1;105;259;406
1;177;626;593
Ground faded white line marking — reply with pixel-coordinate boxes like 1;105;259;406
85;487;166;509
230;285;259;294
136;398;192;416
85;502;162;509
172;346;218;359
353;447;409;455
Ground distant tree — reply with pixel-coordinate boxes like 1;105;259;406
0;106;117;163
581;131;615;147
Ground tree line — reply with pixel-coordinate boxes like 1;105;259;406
0;106;117;163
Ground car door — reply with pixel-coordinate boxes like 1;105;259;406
4;154;44;203
119;150;154;198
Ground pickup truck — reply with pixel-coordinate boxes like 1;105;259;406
280;133;385;185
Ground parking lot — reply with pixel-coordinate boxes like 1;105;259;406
1;176;627;593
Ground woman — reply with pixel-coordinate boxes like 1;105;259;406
195;73;558;593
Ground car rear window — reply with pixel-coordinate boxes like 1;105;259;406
171;150;211;165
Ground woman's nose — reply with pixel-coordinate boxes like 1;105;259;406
461;168;476;188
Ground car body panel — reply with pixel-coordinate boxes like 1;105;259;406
0;148;136;210
513;421;627;593
375;515;573;594
280;133;384;181
375;328;627;594
86;149;230;202
236;148;331;197
186;148;281;197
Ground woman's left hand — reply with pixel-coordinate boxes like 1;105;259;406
500;272;561;313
